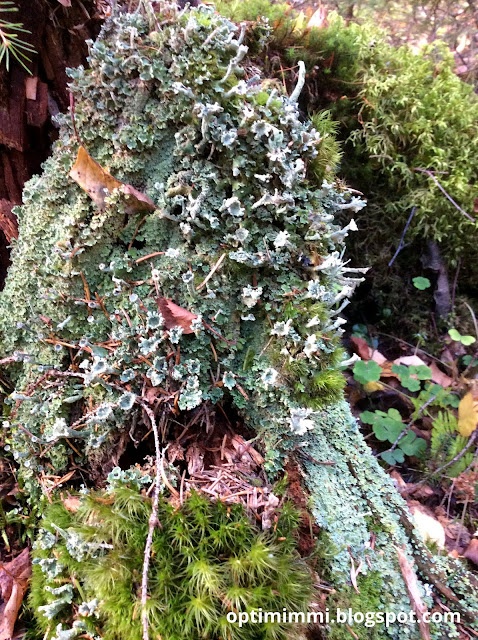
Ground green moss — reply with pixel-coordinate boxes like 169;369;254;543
329;573;383;640
31;487;313;640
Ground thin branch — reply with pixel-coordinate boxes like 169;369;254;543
141;406;164;640
388;207;416;267
414;168;475;223
196;252;226;291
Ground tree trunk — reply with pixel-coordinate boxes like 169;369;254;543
0;0;102;286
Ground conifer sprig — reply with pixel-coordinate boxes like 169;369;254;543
0;1;35;73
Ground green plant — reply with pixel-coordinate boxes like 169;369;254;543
0;1;35;72
430;411;474;477
448;328;476;346
391;364;432;392
412;277;431;291
352;359;381;385
360;408;426;464
30;480;313;640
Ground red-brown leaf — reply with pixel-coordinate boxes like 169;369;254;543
0;549;31;640
157;298;197;334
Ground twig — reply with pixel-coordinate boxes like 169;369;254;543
414;168;475;222
388;207;416;267
69;93;81;145
135;251;165;264
464;301;478;342
450;258;461;312
196;252;226;291
141;406;164;640
385;394;437;455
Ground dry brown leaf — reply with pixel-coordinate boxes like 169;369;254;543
395;547;431;640
379;361;400;379
157;298;197;334
370;350;387;365
62;496;81;513
70;146;156;214
25;76;38;100
408;484;435;499
458;392;478;437
429;362;453;388
390;469;407;488
464;539;478;566
350;337;372;360
0;549;31;640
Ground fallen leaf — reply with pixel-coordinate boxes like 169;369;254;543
464;539;478;566
350;337;372;360
408;484;435;499
429;362;453;388
390;470;406;488
70;146;156;214
378;361;400;379
349;337;387;364
0;549;31;640
62;496;81;512
157;298;197;334
442;522;471;554
57;0;72;6
25;76;38;100
370;350;387;365
458;392;478;437
395;547;430;640
408;501;445;550
363;380;384;392
394;355;427;367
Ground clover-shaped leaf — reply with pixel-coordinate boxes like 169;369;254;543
412;277;431;290
353;360;382;385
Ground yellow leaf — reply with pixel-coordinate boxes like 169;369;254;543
69;146;156;214
363;380;384;393
458;392;478;437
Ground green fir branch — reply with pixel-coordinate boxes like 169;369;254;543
0;1;35;74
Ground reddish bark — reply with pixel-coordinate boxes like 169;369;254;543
0;0;103;286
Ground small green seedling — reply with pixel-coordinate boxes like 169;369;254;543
448;328;476;346
412;277;431;290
